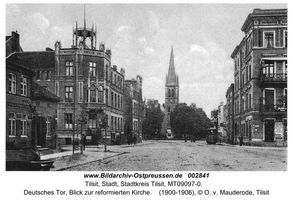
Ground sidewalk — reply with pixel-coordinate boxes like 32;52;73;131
41;140;155;171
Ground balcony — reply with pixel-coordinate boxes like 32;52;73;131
259;73;287;84
260;104;287;112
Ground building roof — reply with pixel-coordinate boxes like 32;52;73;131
8;51;55;71
166;47;179;86
32;82;62;102
241;8;287;32
6;59;35;75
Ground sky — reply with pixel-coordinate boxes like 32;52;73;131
6;3;286;116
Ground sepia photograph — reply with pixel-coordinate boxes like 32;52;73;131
5;3;287;172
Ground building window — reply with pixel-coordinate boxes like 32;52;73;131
114;93;117;108
263;61;274;78
106;64;109;81
64;113;73;129
55;82;59;96
98;90;103;103
264;89;275;111
284;31;287;48
8;73;16;94
46;117;51;136
79;82;83;102
249;94;252;109
88;113;97;128
111;116;114;129
111;92;114;107
90;89;96;102
20;76;27;96
105;89;108;105
89;62;96;77
264;32;274;48
65;86;73;102
65;61;73;76
8;113;16;136
20;116;28;136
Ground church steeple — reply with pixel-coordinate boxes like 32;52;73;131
165;46;179;113
166;46;179;86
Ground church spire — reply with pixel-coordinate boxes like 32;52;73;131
166;46;178;86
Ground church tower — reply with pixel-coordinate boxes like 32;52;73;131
165;46;179;113
161;47;179;139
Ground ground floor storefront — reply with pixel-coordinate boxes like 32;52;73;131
233;112;287;146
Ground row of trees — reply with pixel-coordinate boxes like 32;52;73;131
142;102;212;141
142;102;164;139
171;103;212;141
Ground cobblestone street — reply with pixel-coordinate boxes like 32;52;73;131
66;140;287;171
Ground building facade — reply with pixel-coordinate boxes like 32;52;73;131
231;9;287;145
124;76;144;143
6;32;62;150
161;47;179;139
31;82;61;149
54;22;125;145
225;83;235;144
217;102;226;141
6;59;34;150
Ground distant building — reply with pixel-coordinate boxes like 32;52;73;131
225;83;235;144
231;8;287;145
161;47;179;139
146;99;159;108
124;76;145;143
217;102;226;140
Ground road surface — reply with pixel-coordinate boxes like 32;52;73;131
66;140;287;171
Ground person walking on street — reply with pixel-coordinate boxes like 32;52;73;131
81;134;86;151
239;135;243;146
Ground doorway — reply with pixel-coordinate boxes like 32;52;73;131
264;119;275;142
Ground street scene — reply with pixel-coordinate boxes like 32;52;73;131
60;140;286;171
5;4;287;171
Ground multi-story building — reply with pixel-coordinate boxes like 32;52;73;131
217;102;226;141
231;9;287;145
54;22;125;145
225;83;235;144
6;31;61;150
6;59;34;150
7;20;126;145
124;76;144;143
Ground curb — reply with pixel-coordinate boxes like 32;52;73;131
54;152;128;171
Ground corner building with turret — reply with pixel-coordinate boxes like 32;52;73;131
54;21;125;145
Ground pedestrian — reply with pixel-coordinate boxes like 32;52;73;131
239;135;243;146
127;135;131;146
82;134;86;150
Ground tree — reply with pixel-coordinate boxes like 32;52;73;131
171;103;212;141
142;104;164;139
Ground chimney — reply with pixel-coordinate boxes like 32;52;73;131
12;31;20;52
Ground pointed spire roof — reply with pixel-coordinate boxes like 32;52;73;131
166;46;178;86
